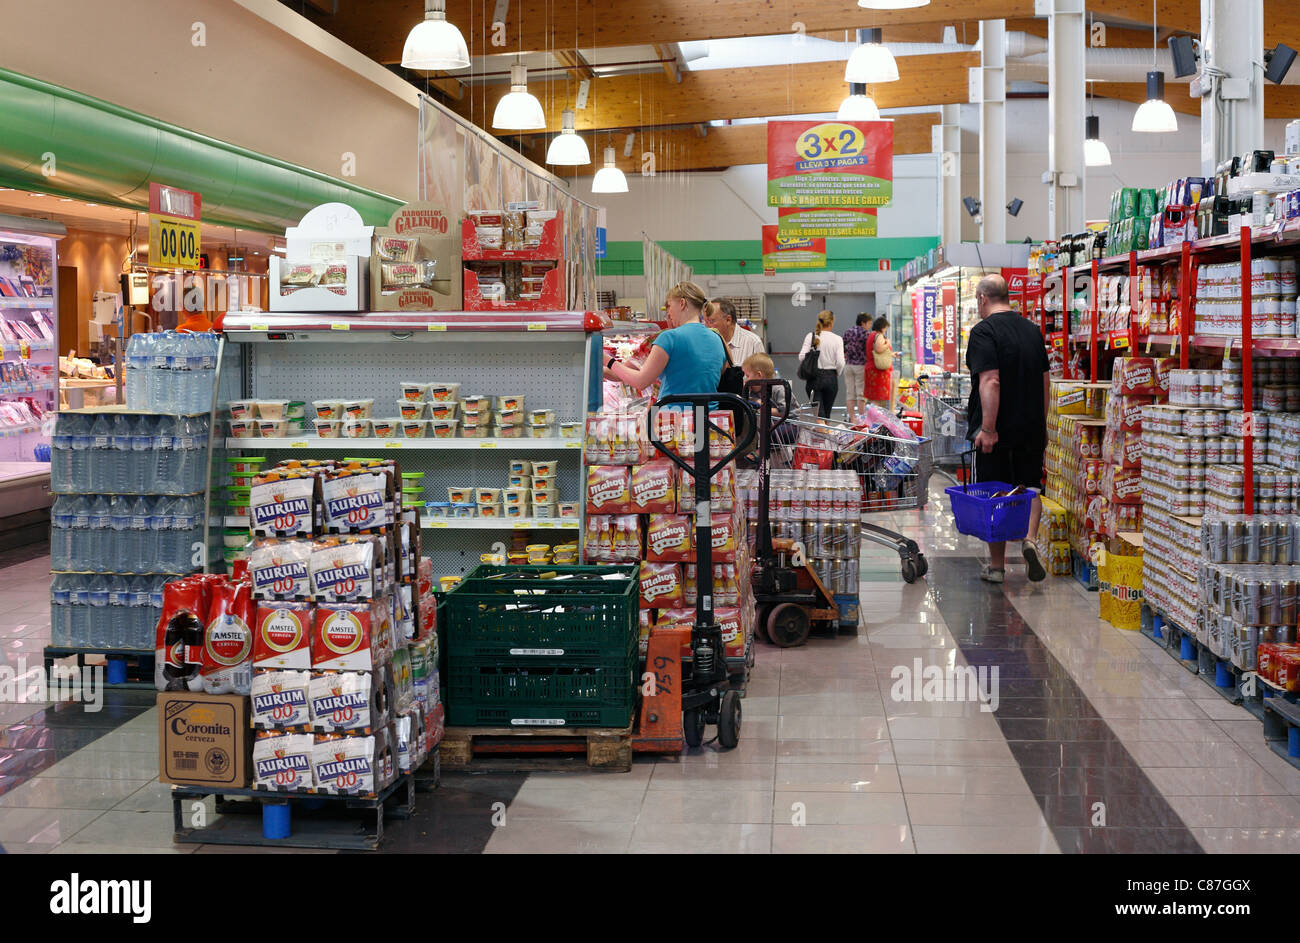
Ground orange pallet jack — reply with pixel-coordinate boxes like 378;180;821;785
632;624;690;753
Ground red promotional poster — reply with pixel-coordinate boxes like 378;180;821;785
941;281;958;373
761;226;826;275
767;120;894;207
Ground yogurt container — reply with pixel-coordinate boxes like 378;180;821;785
533;459;558;477
558;502;580;518
372;418;399;438
342;399;374;419
313;400;343;420
451;503;476;518
230;419;259;439
461;425;490;438
527;424;556;438
461;395;490;412
478;503;502;519
448;487;473;504
343;419;373;438
229;400;256;421
529;409;555;426
497;408;524;427
493;425;524;439
428;383;461;403
504;504;526;519
397;401;427;421
314;419;343;438
286;402;307;421
503;488;529;507
222;528;247;549
400;382;429;403
510;461;532;475
400;419;427;438
476;488;501;506
424;502;451;518
559;422;582;439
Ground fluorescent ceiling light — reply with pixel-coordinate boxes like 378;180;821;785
1131;71;1177;133
592;148;629;194
401;0;470;71
1084;115;1112;166
845;28;898;84
493;64;546;130
546;109;592;165
837;83;880;120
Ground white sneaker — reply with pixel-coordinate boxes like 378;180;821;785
980;564;1004;584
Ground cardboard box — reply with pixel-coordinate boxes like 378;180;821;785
1111;357;1157;395
270;254;368;313
370;203;462;312
253;603;314;669
158;692;250;787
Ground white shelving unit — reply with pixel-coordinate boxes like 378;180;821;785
219;310;645;574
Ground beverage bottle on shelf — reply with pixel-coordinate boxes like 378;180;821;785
585;515;600;561
132;333;155;410
171;496;202;572
87;412;113;495
130;413;153;490
110;413;134;494
86;574;110;649
66;575;89;648
598;517;612;563
195;332;219;413
128;495;153;575
124;333;142;409
86;495;112;573
108;494;132;566
66;494;88;572
147;331;169;412
151;495;176;574
124;576;147;650
105;576;130;650
49;573;71;646
151;415;175;493
49;495;74;571
50;413;74;492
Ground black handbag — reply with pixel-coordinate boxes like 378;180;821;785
797;334;820;382
717;333;744;396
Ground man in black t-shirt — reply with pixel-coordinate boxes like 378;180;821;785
965;274;1050;584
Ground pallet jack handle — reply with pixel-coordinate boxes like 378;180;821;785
742;378;792;563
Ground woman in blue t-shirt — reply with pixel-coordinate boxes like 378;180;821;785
604;281;726;400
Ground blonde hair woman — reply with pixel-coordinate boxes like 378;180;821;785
798;309;845;419
604;281;727;400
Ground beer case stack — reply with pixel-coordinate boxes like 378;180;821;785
584;407;757;673
1044;380;1108;562
1033;497;1072;577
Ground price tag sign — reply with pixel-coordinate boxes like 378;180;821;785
290;441;309;448
429;521;449;528
427;323;447;332
1223;338;1235;367
1145;336;1153;354
565;441;582;448
251;324;269;332
1171;335;1179;355
384;441;403;449
478;441;498;449
148;214;201;270
526;323;548;332
330;323;350;332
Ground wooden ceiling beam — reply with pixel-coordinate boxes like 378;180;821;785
454;52;978;134
542;115;941;176
313;0;1034;64
553;49;596;81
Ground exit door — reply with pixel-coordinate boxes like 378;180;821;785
764;291;876;410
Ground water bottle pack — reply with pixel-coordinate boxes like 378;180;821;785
124;331;219;413
51;413;210;494
50;493;207;574
50;573;167;651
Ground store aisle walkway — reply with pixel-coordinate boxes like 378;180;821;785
2;487;1300;853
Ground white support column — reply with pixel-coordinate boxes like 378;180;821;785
932;104;963;245
976;19;1007;244
1040;0;1086;236
1200;0;1265;177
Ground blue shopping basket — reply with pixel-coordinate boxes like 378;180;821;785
945;450;1037;542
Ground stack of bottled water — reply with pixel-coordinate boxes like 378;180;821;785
50;494;206;575
50;573;167;650
124;331;219;413
50;413;210;494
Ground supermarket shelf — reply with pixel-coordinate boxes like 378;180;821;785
0;423;41;438
59;405;208;417
2;341;53;357
228;436;584;451
421;517;579;530
0;297;53;309
222;310;602;341
0;379;54;395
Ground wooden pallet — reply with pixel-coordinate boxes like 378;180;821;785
439;722;635;772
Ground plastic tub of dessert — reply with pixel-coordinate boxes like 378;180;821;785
508;474;532;488
229;400;256;421
313;400;343;420
532;501;557;518
493;425;524;439
558;502;580;519
400;419;428;439
497;395;524;412
510;460;532;475
461;424;490;439
256;400;291;420
503;488;529;507
230;419;259;439
427;401;458;422
476;488;501;507
342;419;373;438
480;552;506;565
447;486;473;505
397;401;427;421
372;418;399;439
559;421;582;439
424;502;451;519
461;395;490;412
258;419;289;438
532;459;558;478
401;491;423;509
314;419;342;438
285;401;307;421
341;398;374;420
552;553;578;566
429;419;459;439
529;409;555;427
427;383;460;403
527;423;556;438
222;528;248;550
507;551;530;565
504;504;527;519
451;503;477;519
478;503;503;520
400;382;429;403
496;408;525;427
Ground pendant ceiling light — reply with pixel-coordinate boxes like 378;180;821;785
546;110;591;165
1085;116;1112;166
493;63;546;130
845;28;899;84
1132;0;1177;133
837;83;881;121
592;148;629;194
858;0;929;7
1132;71;1178;133
401;0;470;71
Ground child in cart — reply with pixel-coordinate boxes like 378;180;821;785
742;354;798;453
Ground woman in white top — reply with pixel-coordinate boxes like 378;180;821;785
799;309;845;419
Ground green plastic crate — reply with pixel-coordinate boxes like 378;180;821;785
442;564;640;660
444;659;638;728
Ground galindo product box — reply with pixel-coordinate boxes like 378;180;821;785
370;202;462;312
158;692;250;787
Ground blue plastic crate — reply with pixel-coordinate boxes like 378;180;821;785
944;481;1037;543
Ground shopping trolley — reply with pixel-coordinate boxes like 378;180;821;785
919;375;968;484
774;408;931;584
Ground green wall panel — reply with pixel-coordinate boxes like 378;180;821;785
598;236;939;277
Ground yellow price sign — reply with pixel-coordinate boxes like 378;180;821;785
427;323;447;332
479;441;498;449
564;441;582;448
429;521;449;528
251;324;269;332
330;322;351;332
290;441;309;448
526;323;548;332
148;214;201;270
384;441;403;449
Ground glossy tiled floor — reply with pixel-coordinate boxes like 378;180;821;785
3;486;1299;853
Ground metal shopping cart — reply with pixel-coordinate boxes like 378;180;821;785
919;376;968;484
774;407;931;584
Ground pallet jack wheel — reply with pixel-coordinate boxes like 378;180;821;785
767;602;811;648
917;554;929;578
683;707;706;748
901;559;917;583
755;605;771;643
717;689;742;749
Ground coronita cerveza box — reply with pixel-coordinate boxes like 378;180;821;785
158;692;250;787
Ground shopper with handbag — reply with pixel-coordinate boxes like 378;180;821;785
842;314;871;420
863;315;895;411
603;281;727;400
797;310;844;419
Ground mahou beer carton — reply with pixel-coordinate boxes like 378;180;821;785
630;460;677;513
370;202;462;313
311;594;393;671
1111;357;1158;395
646;514;693;562
250;669;312;729
699;510;739;563
640;562;683;609
586;465;632;514
1109;394;1154;432
254;602;313;669
252;731;315;792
